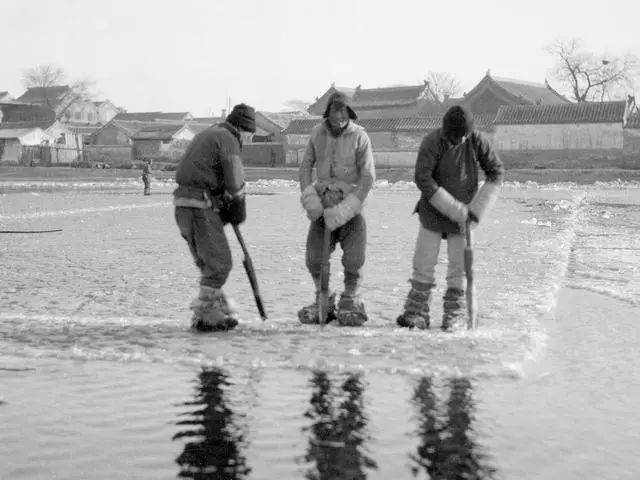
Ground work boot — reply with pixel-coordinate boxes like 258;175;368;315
441;287;466;332
297;293;337;324
396;280;433;329
336;294;368;327
190;286;239;331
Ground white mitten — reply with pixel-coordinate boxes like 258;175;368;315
300;184;323;221
428;187;468;224
468;182;500;223
324;194;362;231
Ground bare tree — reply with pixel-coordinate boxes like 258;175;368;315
425;71;462;102
21;64;95;119
546;38;639;102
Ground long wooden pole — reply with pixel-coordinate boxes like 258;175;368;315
318;226;331;326
464;219;478;329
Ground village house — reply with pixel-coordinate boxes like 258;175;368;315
0;102;87;164
131;123;196;161
456;71;570;115
287;72;640;169
308;82;441;119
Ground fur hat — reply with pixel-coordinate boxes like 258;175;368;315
323;92;357;120
226;103;256;133
442;105;474;138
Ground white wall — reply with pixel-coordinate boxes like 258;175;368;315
493;123;623;150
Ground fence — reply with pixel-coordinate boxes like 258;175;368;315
20;145;81;166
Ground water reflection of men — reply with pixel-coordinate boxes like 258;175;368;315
173;367;250;479
303;371;377;480
410;376;497;479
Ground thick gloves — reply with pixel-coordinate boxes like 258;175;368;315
429;187;469;224
219;188;246;225
324;193;362;231
301;184;323;222
468;182;500;223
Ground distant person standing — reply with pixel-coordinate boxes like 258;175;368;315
298;92;375;326
173;104;256;331
396;105;504;331
142;158;152;195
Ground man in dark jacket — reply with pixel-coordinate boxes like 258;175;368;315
173;104;256;331
396;105;504;331
142;158;152;195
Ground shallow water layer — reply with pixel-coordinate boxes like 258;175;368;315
1;179;639;479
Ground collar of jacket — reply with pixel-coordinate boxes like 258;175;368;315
322;119;356;138
220;121;243;147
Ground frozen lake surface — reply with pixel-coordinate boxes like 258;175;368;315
1;178;639;479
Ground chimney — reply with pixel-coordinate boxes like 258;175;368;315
221;108;226;119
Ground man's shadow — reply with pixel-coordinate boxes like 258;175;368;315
302;370;378;480
410;376;497;479
173;367;250;479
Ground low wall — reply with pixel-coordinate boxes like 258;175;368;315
374;151;417;168
84;145;134;166
498;149;640;169
242;143;285;166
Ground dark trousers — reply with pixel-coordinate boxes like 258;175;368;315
305;214;366;293
175;207;232;288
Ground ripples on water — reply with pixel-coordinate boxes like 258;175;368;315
1;178;639;479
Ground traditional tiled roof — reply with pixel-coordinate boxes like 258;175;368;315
284;116;444;135
16;85;71;107
132;123;185;140
114;112;191;122
494;101;626;125
258;111;309;130
493;77;569;105
0;127;47;139
308;85;357;115
0;102;56;123
0;120;55;130
352;84;426;108
283;118;324;134
186;122;217;134
190;117;224;125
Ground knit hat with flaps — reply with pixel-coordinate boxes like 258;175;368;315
442;105;474;138
226;103;256;133
323;91;357;120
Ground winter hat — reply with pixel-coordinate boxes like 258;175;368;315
226;103;256;133
442;105;474;138
323;91;357;120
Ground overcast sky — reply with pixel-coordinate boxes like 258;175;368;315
2;0;639;116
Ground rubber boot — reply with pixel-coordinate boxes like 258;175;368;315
441;287;466;332
396;280;433;329
190;286;239;331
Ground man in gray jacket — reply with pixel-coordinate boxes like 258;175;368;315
298;92;376;326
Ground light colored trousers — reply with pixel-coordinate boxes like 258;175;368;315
412;224;471;290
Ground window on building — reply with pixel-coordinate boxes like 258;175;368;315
162;139;171;144
57;133;66;144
